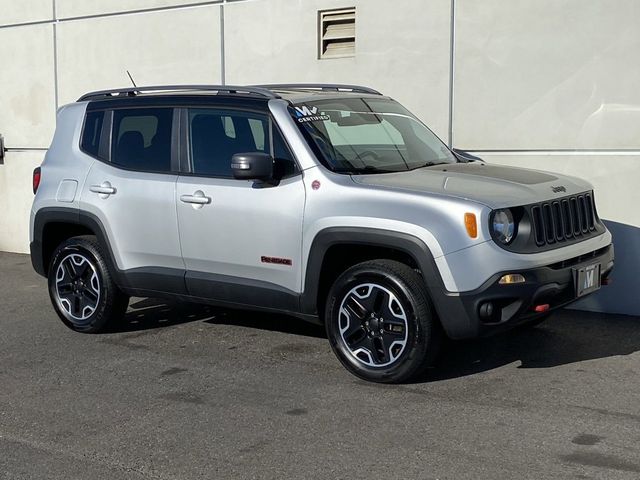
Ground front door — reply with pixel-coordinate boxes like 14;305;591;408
176;107;305;311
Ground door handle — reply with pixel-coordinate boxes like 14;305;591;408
180;191;211;206
90;182;116;196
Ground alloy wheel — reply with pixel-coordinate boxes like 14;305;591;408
338;283;409;367
54;253;101;322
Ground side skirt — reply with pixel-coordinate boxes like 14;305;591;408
119;267;321;325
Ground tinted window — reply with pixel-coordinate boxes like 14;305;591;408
189;109;270;177
81;111;104;158
111;108;173;172
189;109;298;178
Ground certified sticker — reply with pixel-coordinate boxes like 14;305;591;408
294;106;330;123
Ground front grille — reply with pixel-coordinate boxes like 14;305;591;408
530;193;598;247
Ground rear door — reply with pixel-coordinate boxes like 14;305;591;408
176;106;305;311
80;106;185;293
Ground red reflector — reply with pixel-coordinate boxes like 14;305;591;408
602;278;612;285
33;167;41;194
533;304;550;313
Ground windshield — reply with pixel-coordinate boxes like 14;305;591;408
291;97;457;174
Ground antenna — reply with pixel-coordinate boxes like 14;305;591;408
126;70;138;89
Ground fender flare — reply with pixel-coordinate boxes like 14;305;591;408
31;207;119;280
300;227;446;315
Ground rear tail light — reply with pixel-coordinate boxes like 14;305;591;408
33;167;41;194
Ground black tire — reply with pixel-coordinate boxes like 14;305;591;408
325;259;442;383
48;235;129;333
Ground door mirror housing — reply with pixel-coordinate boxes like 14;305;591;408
231;152;274;181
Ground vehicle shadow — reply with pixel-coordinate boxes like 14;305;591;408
113;297;325;338
420;310;640;382
112;298;640;381
109;297;217;333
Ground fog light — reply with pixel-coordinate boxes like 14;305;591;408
479;302;494;319
499;273;525;285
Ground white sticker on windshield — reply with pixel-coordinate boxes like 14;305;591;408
294;105;330;123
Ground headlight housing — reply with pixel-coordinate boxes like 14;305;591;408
491;209;515;244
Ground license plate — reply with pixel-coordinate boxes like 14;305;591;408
575;263;601;297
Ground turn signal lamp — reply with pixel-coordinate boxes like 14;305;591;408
464;213;477;238
498;273;526;285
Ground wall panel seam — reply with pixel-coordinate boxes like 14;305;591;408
447;0;455;147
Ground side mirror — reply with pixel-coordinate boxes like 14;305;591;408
231;152;273;181
452;148;483;163
0;134;5;163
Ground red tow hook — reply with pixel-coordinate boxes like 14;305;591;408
533;304;550;313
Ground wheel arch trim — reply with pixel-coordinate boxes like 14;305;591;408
31;207;119;281
300;227;446;316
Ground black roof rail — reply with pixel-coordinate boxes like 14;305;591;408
77;84;281;102
256;83;383;95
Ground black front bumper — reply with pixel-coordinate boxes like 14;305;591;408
430;244;615;339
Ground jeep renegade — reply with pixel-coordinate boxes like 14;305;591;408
30;84;614;383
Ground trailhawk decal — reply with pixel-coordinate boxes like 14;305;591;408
294;105;330;123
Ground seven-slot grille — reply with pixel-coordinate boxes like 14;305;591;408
530;193;597;246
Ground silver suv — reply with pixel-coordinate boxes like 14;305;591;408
30;84;614;383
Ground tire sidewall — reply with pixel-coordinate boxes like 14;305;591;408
325;265;430;383
48;240;110;333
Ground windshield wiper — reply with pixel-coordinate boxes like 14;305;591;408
408;161;448;171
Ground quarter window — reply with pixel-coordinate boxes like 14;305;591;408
80;110;105;159
111;108;173;172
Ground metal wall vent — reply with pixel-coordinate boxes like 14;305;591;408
318;7;356;59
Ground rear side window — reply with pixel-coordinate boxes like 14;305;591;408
81;110;104;159
111;108;173;172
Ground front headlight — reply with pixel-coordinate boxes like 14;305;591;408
492;209;515;244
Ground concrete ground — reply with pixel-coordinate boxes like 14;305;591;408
1;251;639;480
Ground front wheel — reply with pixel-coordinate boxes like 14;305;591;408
325;260;442;383
48;236;129;333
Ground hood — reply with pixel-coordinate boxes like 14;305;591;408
351;163;593;209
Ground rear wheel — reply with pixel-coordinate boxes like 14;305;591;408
48;236;129;333
325;260;441;383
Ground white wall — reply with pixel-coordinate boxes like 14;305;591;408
55;5;222;105
0;24;56;148
454;0;640;150
224;0;451;140
0;0;638;315
0;152;45;254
